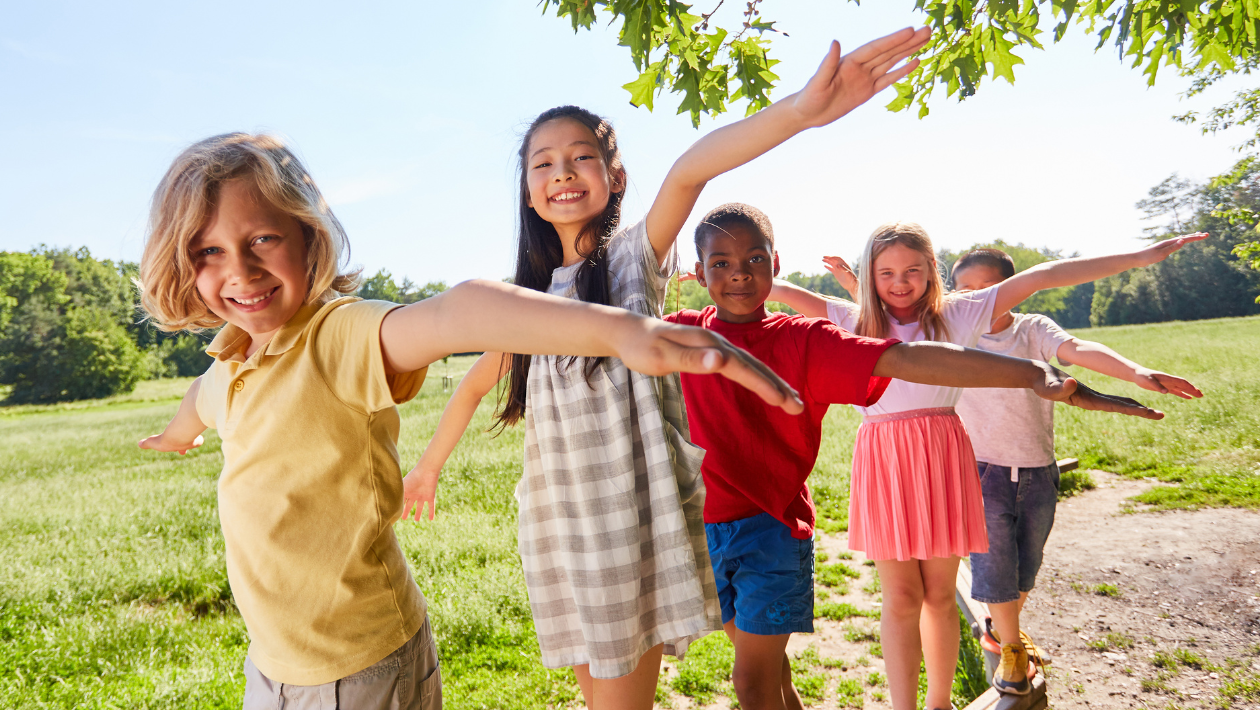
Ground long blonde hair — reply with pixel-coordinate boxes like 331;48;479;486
138;133;358;331
854;221;951;342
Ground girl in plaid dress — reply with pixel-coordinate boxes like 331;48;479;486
404;28;931;709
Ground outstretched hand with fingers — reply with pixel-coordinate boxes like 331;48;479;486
400;463;440;522
1031;362;1165;420
822;255;859;296
1134;369;1203;399
1135;232;1209;267
791;27;932;127
613;320;805;415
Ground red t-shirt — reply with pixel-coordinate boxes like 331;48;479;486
664;307;897;539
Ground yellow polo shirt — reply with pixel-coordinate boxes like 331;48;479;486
196;297;427;685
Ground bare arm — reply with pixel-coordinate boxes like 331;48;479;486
872;342;1164;419
644;27;931;263
380;279;803;412
769;279;840;319
1057;339;1203;399
138;377;207;454
993;233;1207;317
401;353;508;521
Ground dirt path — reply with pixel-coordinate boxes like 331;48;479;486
1023;471;1260;709
657;472;1260;709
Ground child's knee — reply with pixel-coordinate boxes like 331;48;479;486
921;582;956;613
732;663;781;704
882;582;925;614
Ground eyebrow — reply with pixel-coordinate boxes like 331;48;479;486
531;140;597;159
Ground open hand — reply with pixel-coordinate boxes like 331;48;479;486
615;320;804;414
138;433;204;455
400;464;440;522
1136;232;1208;267
822;255;859;295
1032;363;1164;420
1134;369;1203;399
791;27;932;127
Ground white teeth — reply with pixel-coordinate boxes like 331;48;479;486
552;191;582;202
231;289;274;305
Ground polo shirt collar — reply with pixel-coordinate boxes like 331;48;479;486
203;301;325;362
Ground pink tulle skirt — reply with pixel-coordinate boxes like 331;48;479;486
848;407;988;561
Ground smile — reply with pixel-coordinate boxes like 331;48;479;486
549;190;586;203
228;287;277;306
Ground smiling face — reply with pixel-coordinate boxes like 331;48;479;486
695;222;779;323
871;242;933;322
191;179;310;353
524;118;622;249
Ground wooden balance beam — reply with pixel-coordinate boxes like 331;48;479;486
955;457;1077;710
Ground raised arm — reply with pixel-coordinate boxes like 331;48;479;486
644;27;931;263
769;279;841;319
401;352;508;522
138;377;207;454
873;342;1164;419
993;233;1207;317
380;279;803;413
1056;338;1203;399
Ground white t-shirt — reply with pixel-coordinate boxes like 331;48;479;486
826;286;999;416
955;313;1076;467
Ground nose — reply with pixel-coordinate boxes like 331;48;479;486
730;262;751;280
551;158;578;182
224;249;261;284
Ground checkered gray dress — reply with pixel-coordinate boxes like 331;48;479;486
517;220;723;679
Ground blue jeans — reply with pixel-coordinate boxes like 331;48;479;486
969;461;1060;604
706;513;815;635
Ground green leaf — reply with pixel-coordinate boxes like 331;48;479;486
886;82;916;112
623;61;664;111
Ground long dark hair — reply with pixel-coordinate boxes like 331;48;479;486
495;106;626;428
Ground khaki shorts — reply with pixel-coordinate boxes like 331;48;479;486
242;615;442;710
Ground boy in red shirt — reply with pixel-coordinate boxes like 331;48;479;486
665;203;1161;710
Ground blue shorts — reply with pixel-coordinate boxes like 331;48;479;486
969;461;1060;604
706;513;814;636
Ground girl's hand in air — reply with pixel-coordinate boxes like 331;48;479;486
791;27;932;128
400;462;441;522
138;433;204;455
1133;368;1203;399
1031;363;1164;420
614;319;805;414
1134;232;1209;267
822;255;859;295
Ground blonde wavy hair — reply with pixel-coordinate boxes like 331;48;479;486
139;133;358;331
855;221;951;342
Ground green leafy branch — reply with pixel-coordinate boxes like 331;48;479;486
541;0;785;126
893;0;1260;118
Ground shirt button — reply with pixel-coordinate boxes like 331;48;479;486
233;380;244;392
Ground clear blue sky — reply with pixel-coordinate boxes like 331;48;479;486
1;1;1251;284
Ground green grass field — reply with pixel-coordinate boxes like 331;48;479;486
1;315;1256;708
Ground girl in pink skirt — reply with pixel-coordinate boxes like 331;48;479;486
772;221;1205;709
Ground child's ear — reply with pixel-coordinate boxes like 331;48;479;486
610;168;626;195
694;262;708;287
773;252;780;277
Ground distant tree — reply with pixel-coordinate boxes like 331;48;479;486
0;249;147;403
357;269;448;304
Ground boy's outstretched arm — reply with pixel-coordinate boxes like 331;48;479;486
400;352;508;522
644;26;932;264
769;279;842;319
379;279;803;413
873;342;1164;419
1057;338;1203;399
138;377;207;454
992;232;1208;316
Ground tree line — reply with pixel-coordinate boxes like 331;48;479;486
4;169;1255;406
